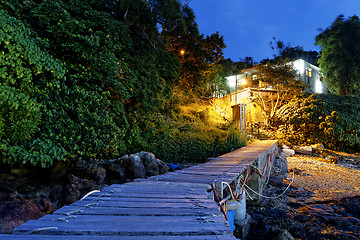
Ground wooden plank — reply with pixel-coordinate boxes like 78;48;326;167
53;206;221;216
80;196;212;203
98;187;208;194
21;214;228;225
88;193;210;199
13;215;231;236
0;234;236;240
8;140;276;240
70;200;216;209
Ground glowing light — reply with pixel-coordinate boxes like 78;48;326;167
293;59;305;74
315;79;323;93
226;76;237;88
239;78;246;85
180;50;185;55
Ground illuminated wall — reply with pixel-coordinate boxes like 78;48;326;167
292;59;328;93
225;59;328;94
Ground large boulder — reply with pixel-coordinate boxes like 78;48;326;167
62;175;97;205
107;164;126;183
85;166;106;184
156;159;169;175
0;193;54;234
115;154;130;168
129;154;146;179
142;152;159;176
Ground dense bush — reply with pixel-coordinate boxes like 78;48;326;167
0;0;237;168
132;100;247;163
277;94;360;152
0;1;176;167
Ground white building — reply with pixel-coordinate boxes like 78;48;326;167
225;59;328;94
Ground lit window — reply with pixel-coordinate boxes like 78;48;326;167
306;67;312;77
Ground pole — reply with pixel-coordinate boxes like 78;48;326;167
214;74;217;98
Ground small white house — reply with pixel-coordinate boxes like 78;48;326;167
225;59;328;94
292;59;328;94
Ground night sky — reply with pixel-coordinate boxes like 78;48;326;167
189;0;360;62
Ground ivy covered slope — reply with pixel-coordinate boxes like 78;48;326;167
0;0;244;168
0;0;178;167
277;94;360;153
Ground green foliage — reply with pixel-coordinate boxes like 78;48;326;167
143;101;246;163
226;124;248;148
0;0;232;168
0;10;68;167
316;15;360;96
251;60;306;127
0;2;131;166
1;139;66;168
277;94;360;152
165;4;226;97
0;84;40;142
269;38;319;66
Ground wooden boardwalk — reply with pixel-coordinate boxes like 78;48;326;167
0;140;277;240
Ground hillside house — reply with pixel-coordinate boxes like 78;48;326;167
225;59;328;94
214;59;328;131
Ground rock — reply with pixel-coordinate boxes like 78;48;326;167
326;157;338;164
294;214;308;223
283;149;295;156
114;154;129;167
0;193;54;234
36;184;63;209
156;159;169;175
252;213;265;221
107;164;126;182
139;151;147;159
86;167;106;184
129;154;146;179
51;162;67;177
272;155;288;173
311;143;325;150
62;175;84;204
270;228;295;240
294;147;312;155
142;152;159;176
76;157;87;168
328;216;360;228
62;175;96;204
268;176;286;188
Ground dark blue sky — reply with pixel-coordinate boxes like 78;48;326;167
189;0;360;62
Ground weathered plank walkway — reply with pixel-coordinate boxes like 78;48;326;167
0;140;277;240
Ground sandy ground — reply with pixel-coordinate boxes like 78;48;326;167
244;150;360;240
286;154;360;203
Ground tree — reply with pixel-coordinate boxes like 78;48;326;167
0;0;184;166
250;60;306;128
165;4;226;96
277;94;360;152
268;38;319;66
316;15;360;96
0;0;229;167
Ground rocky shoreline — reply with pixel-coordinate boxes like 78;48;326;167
242;150;360;240
1;149;360;239
0;151;171;234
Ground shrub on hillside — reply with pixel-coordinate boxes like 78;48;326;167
277;94;360;152
124;101;247;164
